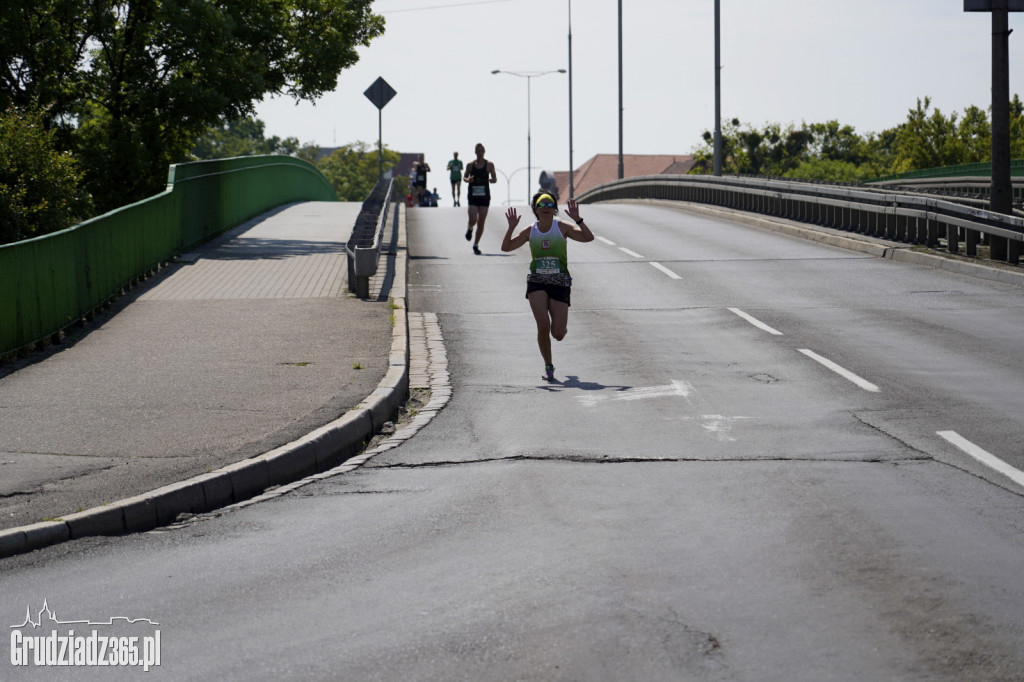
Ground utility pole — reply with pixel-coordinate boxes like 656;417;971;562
713;0;722;176
568;0;575;198
617;0;624;179
991;0;1013;260
965;0;1021;261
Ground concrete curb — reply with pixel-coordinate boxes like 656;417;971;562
624;198;1024;289
0;203;409;559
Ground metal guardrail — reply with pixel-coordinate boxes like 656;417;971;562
577;175;1024;265
869;176;1024;210
0;155;337;358
346;178;395;299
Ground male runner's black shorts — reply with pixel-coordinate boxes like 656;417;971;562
526;281;571;306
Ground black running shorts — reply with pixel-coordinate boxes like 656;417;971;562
526;281;571;306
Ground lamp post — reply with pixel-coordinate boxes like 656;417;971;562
492;69;567;203
494;167;529;206
617;0;623;179
713;0;722;176
568;0;575;198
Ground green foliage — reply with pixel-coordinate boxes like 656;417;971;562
318;142;407;201
0;107;91;245
1;0;384;213
782;159;880;184
691;118;816;177
691;95;1024;182
192;118;304;160
888;97;991;174
1011;95;1024;159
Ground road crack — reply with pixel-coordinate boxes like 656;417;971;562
374;454;930;469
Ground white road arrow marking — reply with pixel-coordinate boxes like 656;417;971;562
576;380;693;407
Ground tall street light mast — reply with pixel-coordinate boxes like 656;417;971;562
714;0;723;176
618;0;624;179
492;69;567;203
568;0;575;198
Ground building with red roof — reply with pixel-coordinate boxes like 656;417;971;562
553;153;696;199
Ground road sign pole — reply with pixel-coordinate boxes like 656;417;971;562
965;0;1021;262
991;1;1012;260
363;77;397;184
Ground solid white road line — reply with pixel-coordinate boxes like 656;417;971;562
596;236;616;246
619;247;644;259
728;308;784;336
650;262;682;280
797;349;881;393
937;431;1024;488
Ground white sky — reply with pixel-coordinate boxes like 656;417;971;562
255;0;1024;203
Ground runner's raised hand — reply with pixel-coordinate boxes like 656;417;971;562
565;199;581;222
505;207;521;230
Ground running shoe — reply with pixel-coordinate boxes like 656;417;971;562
543;365;555;381
465;228;472;241
473;244;481;255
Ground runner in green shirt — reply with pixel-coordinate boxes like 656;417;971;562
501;191;594;381
446;152;464;207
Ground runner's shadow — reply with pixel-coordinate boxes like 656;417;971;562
537;375;632;393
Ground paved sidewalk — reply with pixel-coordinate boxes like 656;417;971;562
0;201;408;554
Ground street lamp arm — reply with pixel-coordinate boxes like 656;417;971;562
492;69;567;78
494;167;528;206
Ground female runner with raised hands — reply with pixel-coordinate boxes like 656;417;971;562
501;191;594;381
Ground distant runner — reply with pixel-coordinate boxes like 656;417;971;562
411;154;430;205
464;143;497;255
501;191;594;381
446;152;464;207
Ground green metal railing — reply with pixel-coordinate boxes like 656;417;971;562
872;158;1024;182
0;155;336;357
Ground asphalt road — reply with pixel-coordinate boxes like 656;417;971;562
2;202;1023;681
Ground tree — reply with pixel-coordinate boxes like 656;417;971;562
317;142;407;201
192;117;304;160
1010;94;1024;159
691;119;816;176
804;121;872;166
2;0;385;213
889;97;991;173
689;95;1024;181
0;107;91;245
782;158;879;184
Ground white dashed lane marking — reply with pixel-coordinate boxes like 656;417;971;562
797;348;881;393
937;431;1024;488
728;308;784;336
650;262;682;280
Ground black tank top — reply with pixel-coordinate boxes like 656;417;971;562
468;160;490;200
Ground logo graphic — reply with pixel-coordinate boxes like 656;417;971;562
10;600;161;671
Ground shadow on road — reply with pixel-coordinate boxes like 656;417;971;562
539;375;633;393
